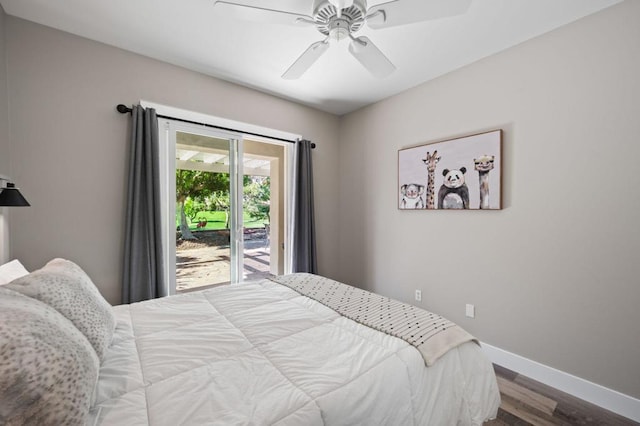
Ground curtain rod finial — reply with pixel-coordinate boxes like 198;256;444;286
117;104;132;114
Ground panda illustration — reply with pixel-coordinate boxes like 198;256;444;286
437;167;469;209
400;183;425;209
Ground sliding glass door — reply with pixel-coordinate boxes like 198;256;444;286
158;119;287;294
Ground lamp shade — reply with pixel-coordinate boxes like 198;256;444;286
0;183;30;207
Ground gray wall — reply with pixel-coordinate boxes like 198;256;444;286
0;5;8;170
337;0;639;399
0;5;10;263
5;17;340;305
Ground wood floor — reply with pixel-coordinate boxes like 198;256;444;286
486;364;638;426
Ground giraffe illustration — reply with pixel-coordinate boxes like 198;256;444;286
422;150;441;209
474;155;495;209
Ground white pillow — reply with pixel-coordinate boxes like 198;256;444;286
6;258;116;360
0;286;99;424
0;259;29;285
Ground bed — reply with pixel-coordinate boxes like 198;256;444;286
0;259;500;425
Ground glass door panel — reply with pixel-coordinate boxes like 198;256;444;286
171;127;242;293
242;140;285;281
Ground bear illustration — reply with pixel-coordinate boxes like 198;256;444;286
437;167;469;209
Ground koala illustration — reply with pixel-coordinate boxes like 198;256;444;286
400;183;425;209
437;167;469;209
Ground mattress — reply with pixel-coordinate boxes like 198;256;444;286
89;277;500;425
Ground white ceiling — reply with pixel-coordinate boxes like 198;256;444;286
1;0;623;115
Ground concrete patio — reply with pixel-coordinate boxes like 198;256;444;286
176;229;273;293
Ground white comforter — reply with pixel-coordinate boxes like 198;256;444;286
90;279;500;425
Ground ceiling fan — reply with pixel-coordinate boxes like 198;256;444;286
213;0;472;79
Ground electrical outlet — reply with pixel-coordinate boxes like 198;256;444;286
415;290;422;302
465;304;475;318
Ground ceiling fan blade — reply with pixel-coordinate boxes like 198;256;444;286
282;40;330;80
213;1;315;26
348;36;396;78
367;0;472;30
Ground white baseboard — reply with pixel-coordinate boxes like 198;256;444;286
480;342;640;423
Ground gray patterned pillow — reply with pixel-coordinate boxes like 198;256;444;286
0;287;99;425
6;258;116;360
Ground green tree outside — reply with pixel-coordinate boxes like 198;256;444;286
176;170;229;239
176;171;270;239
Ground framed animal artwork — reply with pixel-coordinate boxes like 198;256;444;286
398;130;502;210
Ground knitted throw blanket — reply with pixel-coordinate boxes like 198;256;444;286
270;273;476;366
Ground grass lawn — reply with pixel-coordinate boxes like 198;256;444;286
177;210;267;231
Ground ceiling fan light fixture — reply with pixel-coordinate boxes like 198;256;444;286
329;23;350;41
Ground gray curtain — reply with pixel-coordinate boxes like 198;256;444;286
292;140;317;273
122;105;166;303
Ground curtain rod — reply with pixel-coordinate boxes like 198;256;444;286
116;104;315;148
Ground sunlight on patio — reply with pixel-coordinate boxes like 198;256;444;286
176;229;273;293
